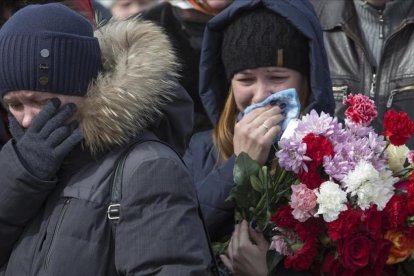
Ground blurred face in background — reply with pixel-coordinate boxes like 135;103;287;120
205;0;231;11
111;0;155;20
366;0;389;7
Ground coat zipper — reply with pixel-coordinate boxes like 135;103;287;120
44;198;71;269
386;85;414;108
377;8;384;39
332;85;348;102
369;73;377;98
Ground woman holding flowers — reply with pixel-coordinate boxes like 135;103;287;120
183;0;335;274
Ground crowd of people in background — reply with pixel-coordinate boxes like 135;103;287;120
0;0;413;275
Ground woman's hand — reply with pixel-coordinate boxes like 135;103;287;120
234;105;284;165
220;220;269;276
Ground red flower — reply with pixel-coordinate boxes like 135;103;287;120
408;181;414;215
284;237;318;271
327;207;361;241
322;254;355;276
368;238;392;275
302;133;335;165
271;205;297;229
343;94;378;126
298;164;325;189
361;205;382;240
383;110;414;146
338;234;371;271
383;194;408;231
295;217;325;241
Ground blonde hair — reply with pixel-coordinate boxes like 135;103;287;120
213;79;310;162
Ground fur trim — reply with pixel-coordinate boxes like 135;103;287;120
79;19;178;153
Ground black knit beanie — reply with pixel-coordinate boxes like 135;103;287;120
221;8;309;80
0;3;101;97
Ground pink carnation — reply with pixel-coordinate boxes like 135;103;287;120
290;183;317;222
408;150;414;165
270;235;293;256
344;94;378;126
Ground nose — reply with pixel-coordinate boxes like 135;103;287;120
21;107;40;128
251;81;272;104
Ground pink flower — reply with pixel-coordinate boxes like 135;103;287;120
344;94;378;126
290;183;318;222
270;235;293;256
408;150;414;165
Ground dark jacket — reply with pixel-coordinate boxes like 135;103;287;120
311;0;414;148
0;19;211;275
184;0;335;242
0;89;8;149
141;2;212;133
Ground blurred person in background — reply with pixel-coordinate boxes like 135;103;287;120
311;0;414;148
141;0;232;134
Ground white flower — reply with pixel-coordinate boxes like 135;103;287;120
342;160;397;210
316;181;347;222
386;144;409;173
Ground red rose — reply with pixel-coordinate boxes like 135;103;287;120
284;237;318;271
271;205;297;229
369;238;391;275
383;110;414;146
322;254;355;276
382;194;408;231
327;207;361;241
338;234;370;271
361;205;382;240
343;94;378;126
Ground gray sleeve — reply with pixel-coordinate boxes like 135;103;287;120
114;156;212;275
0;141;56;265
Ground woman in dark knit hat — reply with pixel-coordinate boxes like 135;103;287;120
183;0;335;275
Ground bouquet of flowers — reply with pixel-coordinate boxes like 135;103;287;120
216;94;414;275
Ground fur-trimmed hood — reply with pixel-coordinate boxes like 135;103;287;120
78;19;193;154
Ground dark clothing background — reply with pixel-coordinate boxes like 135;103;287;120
311;0;414;148
0;108;8;149
142;2;212;133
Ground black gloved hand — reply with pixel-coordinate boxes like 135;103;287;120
9;98;83;180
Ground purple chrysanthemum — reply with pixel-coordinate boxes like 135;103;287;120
277;138;311;173
294;110;344;141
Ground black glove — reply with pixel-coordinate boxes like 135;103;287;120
9;98;83;180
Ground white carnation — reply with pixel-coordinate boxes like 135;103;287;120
316;181;347;222
386;144;409;173
342;160;397;210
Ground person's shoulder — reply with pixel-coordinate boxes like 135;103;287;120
190;129;213;145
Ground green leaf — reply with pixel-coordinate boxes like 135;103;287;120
212;241;229;256
250;175;263;192
267;250;284;275
233;152;260;186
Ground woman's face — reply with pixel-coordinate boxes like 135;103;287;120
231;66;304;112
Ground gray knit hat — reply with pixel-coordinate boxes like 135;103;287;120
0;3;101;97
